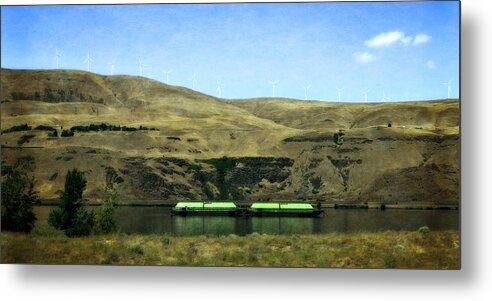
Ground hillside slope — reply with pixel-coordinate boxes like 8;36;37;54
1;69;459;205
227;98;459;131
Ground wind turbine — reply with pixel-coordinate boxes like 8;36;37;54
301;84;312;100
84;52;93;72
360;89;370;103
269;80;279;97
55;48;62;69
441;79;452;99
335;87;345;103
216;80;225;98
107;59;116;75
381;91;391;102
188;73;197;90
162;69;173;84
138;58;147;77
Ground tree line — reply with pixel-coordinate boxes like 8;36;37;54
2;123;158;137
61;123;158;137
1;159;118;237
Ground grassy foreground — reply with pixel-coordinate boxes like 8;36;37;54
1;228;459;269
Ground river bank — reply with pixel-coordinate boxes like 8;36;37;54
37;199;460;210
1;228;460;269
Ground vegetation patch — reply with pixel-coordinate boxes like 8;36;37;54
345;137;373;144
70;123;157;132
56;123;159;137
11;88;104;104
1;230;460;268
308;158;323;169
1;124;32;134
190;164;215;200
283;135;332;143
61;130;74;137
34;125;57;131
333;130;345;146
327;156;363;192
49;172;58;181
200;156;237;200
310;176;322;193
166;136;181;141
48;169;95;237
17;134;35;145
1;157;39;233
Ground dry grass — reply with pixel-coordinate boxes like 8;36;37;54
1;227;459;269
0;69;460;203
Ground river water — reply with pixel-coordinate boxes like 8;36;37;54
33;206;459;236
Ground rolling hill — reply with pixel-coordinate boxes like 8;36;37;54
0;69;460;205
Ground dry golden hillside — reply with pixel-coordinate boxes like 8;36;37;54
1;69;459;205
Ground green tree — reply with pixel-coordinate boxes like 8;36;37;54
333;130;345;146
48;169;94;237
1;158;39;233
94;173;119;234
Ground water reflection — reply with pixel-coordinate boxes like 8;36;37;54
251;217;315;235
33;206;459;236
172;216;236;236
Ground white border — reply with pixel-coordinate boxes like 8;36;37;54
2;0;492;300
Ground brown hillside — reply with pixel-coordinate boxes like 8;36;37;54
1;69;459;205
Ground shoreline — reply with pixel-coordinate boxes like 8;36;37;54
37;200;460;210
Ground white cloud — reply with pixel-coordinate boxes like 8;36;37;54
354;52;376;64
401;36;413;46
364;31;408;48
426;60;436;69
364;31;431;48
413;34;431;45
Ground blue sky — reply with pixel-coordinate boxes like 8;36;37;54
1;2;460;102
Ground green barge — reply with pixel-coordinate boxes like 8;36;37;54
171;202;240;216
249;203;323;217
171;202;323;217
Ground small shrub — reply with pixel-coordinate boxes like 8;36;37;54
395;244;406;252
49;130;58;137
61;129;74;137
94;173;119;234
121;126;138;131
333;130;345;145
49;172;58;181
166;136;181;141
17;134;35;145
94;204;116;234
186;242;198;257
161;235;172;246
102;252;119;264
310;176;322;191
418;226;431;234
64;208;95;237
48;209;63;230
30;226;64;237
128;241;144;255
